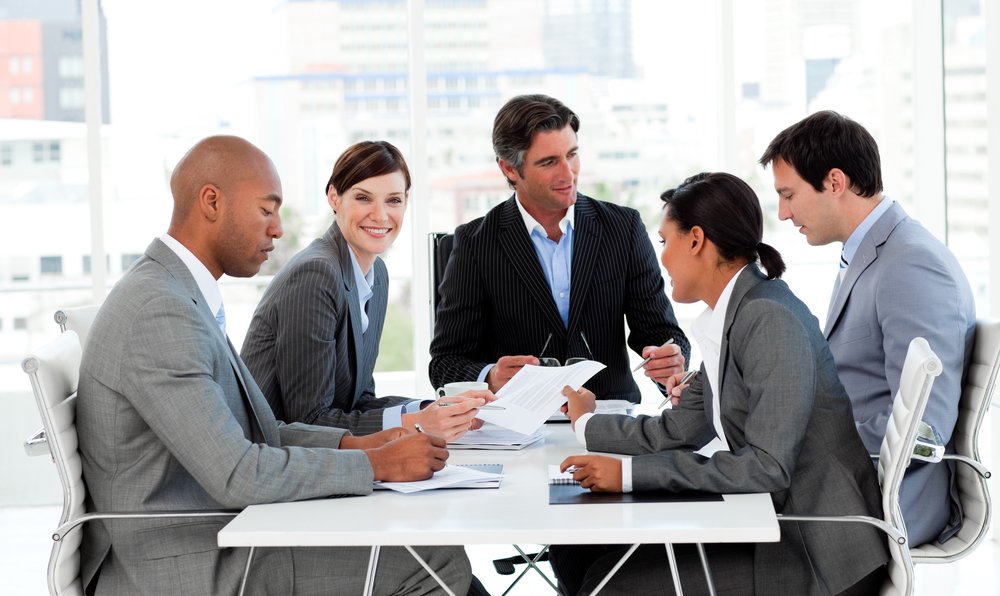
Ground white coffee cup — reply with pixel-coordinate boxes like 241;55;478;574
436;381;489;397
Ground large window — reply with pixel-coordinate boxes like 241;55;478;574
0;0;992;395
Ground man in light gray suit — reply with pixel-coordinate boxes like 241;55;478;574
76;135;471;595
760;110;976;546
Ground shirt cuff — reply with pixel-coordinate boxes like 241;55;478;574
621;457;633;493
574;412;594;446
382;404;406;429
477;364;494;383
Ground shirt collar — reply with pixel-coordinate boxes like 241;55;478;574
842;197;894;266
691;264;747;351
348;247;375;302
514;193;575;238
160;233;223;318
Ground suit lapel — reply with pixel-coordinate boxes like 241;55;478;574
328;224;366;407
719;267;766;421
496;197;565;331
823;203;906;337
146;238;275;445
567;197;599;334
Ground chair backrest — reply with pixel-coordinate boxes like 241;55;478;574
22;331;86;596
428;232;455;329
878;337;942;596
53;305;101;347
910;318;999;562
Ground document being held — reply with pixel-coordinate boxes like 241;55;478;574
475;360;606;435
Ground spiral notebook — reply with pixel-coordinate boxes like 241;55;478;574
547;465;723;505
375;463;503;493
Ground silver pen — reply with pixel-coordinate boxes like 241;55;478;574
632;338;674;372
658;369;700;409
437;400;505;410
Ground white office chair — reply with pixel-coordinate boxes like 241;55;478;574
25;306;104;458
779;336;943;596
23;331;245;596
909;319;997;564
53;304;101;345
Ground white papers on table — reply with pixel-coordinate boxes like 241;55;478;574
475;360;606;435
546;398;636;422
448;424;544;450
374;464;503;493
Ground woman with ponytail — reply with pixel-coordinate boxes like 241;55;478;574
551;172;889;595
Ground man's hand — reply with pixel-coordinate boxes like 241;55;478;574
636;341;685;385
339;427;406;450
562;385;596;428
365;433;449;482
487;355;539;392
403;390;495;442
560;455;623;493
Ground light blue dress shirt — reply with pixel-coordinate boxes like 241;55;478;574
347;250;423;429
841;197;894;267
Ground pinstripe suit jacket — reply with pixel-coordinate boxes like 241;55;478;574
825;202;975;545
429;194;689;402
77;238;376;595
586;266;889;595
242;223;411;436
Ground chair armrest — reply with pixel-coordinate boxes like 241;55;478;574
869;420;944;464
53;510;240;542
24;427;50;457
941;454;992;479
777;513;906;545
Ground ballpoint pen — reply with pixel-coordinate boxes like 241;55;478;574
436;400;505;410
632;338;674;372
658;369;699;408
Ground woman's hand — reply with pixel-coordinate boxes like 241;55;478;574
559;455;623;492
562;385;596;428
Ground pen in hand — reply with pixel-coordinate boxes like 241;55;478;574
658;369;699;409
633;338;674;372
436;400;505;410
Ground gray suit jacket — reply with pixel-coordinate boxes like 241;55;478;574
586;266;889;595
826;202;975;545
429;194;689;401
77;238;375;595
242;223;410;435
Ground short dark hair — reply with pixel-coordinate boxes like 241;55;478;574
758;110;883;198
326;140;411;196
661;172;785;280
492;94;580;188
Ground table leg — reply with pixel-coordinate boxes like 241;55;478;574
404;545;458;596
362;545;381;596
665;543;683;596
589;543;641;596
510;544;558;593
695;543;717;596
238;546;255;596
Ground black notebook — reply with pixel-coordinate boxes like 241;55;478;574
548;465;723;505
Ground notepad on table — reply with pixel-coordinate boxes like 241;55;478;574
548;464;580;485
448;425;545;450
547;464;724;505
374;463;503;493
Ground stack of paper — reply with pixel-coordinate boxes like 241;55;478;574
448;425;544;450
374;463;503;493
476;360;606;434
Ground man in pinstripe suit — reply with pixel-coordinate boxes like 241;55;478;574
429;94;690;403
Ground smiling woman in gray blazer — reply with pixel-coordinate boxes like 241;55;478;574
242;141;489;439
553;172;890;596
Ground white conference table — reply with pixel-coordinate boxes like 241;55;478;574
218;423;779;595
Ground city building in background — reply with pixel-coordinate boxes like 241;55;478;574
0;0;110;123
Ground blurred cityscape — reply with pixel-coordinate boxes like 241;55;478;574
0;0;990;388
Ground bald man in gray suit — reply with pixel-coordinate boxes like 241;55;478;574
76;135;470;595
761;111;976;546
